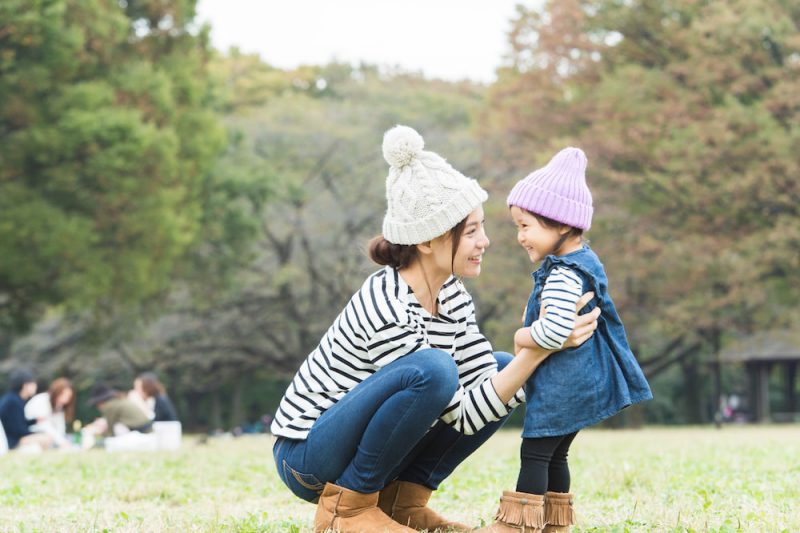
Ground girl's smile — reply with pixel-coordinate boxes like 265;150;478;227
510;206;570;263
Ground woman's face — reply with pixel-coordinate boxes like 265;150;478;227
56;387;73;408
133;378;145;398
430;206;490;279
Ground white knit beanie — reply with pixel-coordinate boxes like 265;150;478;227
381;125;488;245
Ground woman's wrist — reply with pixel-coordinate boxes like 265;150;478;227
493;345;553;403
517;344;552;365
514;327;538;349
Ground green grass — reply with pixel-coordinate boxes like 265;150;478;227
1;426;798;532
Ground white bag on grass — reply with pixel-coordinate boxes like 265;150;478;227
153;421;182;451
104;431;158;453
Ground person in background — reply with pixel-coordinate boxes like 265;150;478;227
132;372;179;422
0;369;54;450
85;383;153;437
25;377;76;449
128;376;155;419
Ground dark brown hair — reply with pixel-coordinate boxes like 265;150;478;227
137;372;165;399
368;237;419;269
368;217;469;272
48;378;76;423
528;211;583;255
447;217;468;273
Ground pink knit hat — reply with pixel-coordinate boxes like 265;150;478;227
506;147;593;230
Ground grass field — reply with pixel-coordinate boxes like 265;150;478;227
1;426;798;532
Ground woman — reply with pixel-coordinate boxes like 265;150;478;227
132;372;179;422
25;377;76;448
270;126;600;532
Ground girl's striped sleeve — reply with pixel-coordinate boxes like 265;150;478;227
530;266;583;350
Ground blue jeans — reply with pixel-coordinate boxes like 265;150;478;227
273;349;514;502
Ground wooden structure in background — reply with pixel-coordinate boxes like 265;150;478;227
718;330;799;423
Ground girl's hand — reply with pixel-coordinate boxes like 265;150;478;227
562;292;600;348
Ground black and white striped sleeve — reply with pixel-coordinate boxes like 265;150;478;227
530;266;583;350
439;298;524;435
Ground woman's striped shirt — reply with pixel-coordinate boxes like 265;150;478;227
271;266;524;439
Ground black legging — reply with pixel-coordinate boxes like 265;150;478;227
516;431;578;495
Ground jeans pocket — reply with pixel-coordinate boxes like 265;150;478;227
282;459;325;503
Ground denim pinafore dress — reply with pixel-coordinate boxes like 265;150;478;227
522;245;652;438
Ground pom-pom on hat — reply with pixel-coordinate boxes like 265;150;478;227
507;147;593;230
381;125;487;245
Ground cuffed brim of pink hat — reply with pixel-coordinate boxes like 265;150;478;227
383;179;488;245
507;183;593;231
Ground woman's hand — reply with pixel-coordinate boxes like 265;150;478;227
494;292;600;403
562;292;600;348
537;291;600;349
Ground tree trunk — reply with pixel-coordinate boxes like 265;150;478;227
681;355;705;424
210;389;223;431
231;383;245;428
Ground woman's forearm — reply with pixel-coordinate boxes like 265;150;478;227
491;345;552;403
494;291;600;404
514;327;538;349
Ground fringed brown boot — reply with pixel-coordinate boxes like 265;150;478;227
543;492;576;533
473;490;545;532
377;480;470;531
314;482;416;532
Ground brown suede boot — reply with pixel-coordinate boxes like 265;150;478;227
314;482;416;532
473;490;545;532
542;492;575;533
377;480;470;532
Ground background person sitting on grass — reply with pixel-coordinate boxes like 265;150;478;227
130;372;179;423
25;377;77;449
84;383;153;438
0;369;54;451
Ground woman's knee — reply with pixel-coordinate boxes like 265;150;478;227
407;349;458;397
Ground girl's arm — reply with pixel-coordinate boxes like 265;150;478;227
529;267;585;349
492;291;600;404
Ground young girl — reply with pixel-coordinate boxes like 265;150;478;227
478;147;653;533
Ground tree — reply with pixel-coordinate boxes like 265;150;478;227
7;57;489;429
0;0;225;349
480;0;800;421
145;62;487;401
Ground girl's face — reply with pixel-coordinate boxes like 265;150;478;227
430;206;490;279
511;206;568;263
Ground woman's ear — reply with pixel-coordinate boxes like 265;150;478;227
416;241;433;255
